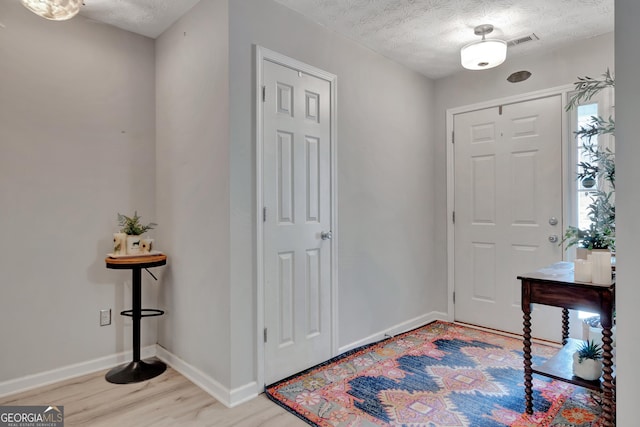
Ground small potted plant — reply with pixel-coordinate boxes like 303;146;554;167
118;212;157;255
562;222;614;259
572;340;603;381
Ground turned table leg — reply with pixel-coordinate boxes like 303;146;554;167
523;310;533;415
601;322;615;426
561;308;570;346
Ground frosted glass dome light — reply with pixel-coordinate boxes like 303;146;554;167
21;0;83;21
461;24;507;70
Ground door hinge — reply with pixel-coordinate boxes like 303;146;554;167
264;328;268;343
452;211;455;224
263;207;267;222
499;105;503;115
262;85;266;102
453;292;456;304
451;131;455;144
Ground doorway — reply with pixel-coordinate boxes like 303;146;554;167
256;47;338;386
451;94;566;341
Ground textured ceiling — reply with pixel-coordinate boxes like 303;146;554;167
273;0;614;79
75;0;613;78
79;0;200;39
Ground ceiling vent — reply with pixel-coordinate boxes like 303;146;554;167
507;33;540;47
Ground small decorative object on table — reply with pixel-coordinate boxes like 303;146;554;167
140;238;154;254
117;211;157;255
573;339;603;381
573;259;592;282
591;251;612;285
112;232;127;256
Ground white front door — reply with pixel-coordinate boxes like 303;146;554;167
262;58;334;385
454;95;563;341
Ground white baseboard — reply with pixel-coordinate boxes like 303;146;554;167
154;345;230;406
154;345;259;408
2;315;451;405
0;346;156;399
229;381;259;407
338;311;448;355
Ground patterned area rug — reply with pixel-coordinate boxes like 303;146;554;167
266;321;605;426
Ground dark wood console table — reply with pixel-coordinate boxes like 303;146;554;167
518;262;615;427
105;254;167;384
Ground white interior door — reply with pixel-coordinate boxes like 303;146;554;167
454;95;563;341
262;58;333;385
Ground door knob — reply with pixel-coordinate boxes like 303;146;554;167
321;231;332;240
549;217;558;226
548;234;559;243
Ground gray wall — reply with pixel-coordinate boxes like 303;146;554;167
229;0;437;388
155;0;231;386
432;32;615;311
4;0;626;408
0;2;156;381
614;1;639;423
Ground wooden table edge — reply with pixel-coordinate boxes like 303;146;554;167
105;254;167;268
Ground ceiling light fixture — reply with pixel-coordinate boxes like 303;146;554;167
21;0;83;21
460;24;507;70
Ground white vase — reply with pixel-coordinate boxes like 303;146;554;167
573;259;592;282
591;252;612;285
575;247;590;260
576;247;610;260
126;235;143;255
572;352;603;381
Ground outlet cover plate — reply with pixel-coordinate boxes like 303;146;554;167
100;309;111;326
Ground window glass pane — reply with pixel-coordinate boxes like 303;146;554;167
577;103;598;148
577;103;598;122
578;310;598;320
576;103;599;191
574;101;603;319
578;190;596;230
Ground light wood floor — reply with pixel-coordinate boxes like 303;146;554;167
0;366;307;427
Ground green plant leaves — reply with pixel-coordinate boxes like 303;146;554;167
577;339;603;362
117;211;157;235
562;70;615;251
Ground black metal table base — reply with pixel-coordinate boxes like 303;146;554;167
104;258;168;385
106;359;167;384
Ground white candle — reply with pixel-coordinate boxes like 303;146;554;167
113;233;127;255
591;252;612;285
574;259;592;282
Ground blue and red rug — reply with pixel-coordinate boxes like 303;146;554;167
266;321;605;426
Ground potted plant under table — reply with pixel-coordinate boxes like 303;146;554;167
572;340;603;381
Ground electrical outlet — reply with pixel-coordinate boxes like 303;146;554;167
100;309;111;326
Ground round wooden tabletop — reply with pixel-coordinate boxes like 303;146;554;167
105;254;167;269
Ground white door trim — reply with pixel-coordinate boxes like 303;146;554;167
255;45;338;388
446;84;574;323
